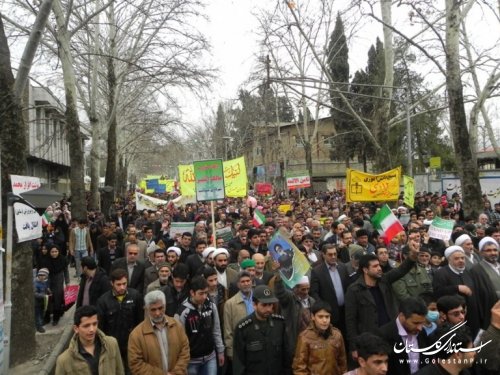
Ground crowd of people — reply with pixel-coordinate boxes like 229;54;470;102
31;189;500;375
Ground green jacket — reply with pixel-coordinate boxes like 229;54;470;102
55;329;124;375
392;264;433;303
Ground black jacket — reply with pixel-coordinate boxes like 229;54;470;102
377;319;430;375
76;268;111;308
310;262;349;329
185;253;204;278
97;247;123;275
344;257;416;351
111;258;145;295
96;287;144;355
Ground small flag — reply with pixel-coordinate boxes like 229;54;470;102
41;212;51;227
372;204;404;244
252;208;265;227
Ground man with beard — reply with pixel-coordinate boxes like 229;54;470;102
185;239;207;278
162;263;190;317
213;248;238;289
453;232;481;269
252;253;273;285
111;243;145;294
145;262;171;293
470;237;500;299
433;244;497;337
128;290;190;374
223;271;254;362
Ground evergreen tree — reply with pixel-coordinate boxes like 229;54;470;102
213;103;227;159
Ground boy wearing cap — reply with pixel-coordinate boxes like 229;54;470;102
232;285;292;375
34;268;51;333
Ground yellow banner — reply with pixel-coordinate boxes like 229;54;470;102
403;175;415;208
278;204;292;214
223;157;248;197
159;179;176;193
178;165;196;197
346;167;401;202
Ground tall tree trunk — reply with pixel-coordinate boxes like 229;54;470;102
103;6;117;218
445;0;482;217
0;16;36;367
89;3;101;210
53;0;86;219
373;0;394;172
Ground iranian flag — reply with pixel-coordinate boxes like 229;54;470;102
41;211;51;226
252;208;265;227
371;204;404;244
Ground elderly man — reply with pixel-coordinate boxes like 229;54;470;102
453;232;480;269
433;244;497;337
128;290;190;375
223;271;254;362
275;274;315;356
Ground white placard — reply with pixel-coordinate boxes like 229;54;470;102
135;192;168;211
13;202;42;242
10;175;41;195
169;222;195;239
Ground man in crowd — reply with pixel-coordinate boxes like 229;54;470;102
111;243;145;293
143;248;167;295
146;262;172;293
223;271;254;362
252;253;273;285
433;244;497;336
274;273;315;356
177;232;193;263
68;218;94;277
471;236;500;299
378;297;429;375
97;234;122;275
310;243;349;338
128;290;190;374
292;300;347;375
176;276;225;374
345;240;419;357
163;263;190;317
344;333;390;375
232;285;291;375
213;248;238;289
97;268;143;372
56;305;124;374
185;239;208;278
76;256;110;308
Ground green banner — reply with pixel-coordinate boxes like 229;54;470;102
193;159;225;201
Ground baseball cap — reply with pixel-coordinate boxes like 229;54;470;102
253;285;278;304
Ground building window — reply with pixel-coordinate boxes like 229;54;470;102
36;108;42;141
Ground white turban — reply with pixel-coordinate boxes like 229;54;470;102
202;246;216;259
337;214;347;222
297;276;309;285
455;234;471;247
444;245;465;259
478;237;499;252
212;248;229;259
166;246;181;257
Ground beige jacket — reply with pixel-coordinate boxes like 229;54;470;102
223;291;250;358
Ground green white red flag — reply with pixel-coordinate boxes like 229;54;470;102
371;204;404;244
252;208;265;227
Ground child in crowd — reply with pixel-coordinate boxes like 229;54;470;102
34;268;51;333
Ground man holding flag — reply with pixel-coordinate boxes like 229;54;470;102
344;224;420;360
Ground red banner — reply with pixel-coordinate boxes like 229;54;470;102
255;182;273;195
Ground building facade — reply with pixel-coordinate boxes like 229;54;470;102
242;116;369;191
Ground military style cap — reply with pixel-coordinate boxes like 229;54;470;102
253;285;278;304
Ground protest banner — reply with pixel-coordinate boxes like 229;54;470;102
178;164;196;198
135;192;168;211
403;175;415;208
10;175;41;195
193;159;225;201
428;217;455;241
170;222;195;238
13;202;42;242
268;231;310;288
223;157;247;197
255;182;273;195
216;227;233;243
278;204;292;214
346;167;401;202
286;173;311;190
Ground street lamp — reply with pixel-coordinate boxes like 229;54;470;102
222;136;232;160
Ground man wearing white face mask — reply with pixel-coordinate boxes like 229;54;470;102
432;245;496;337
